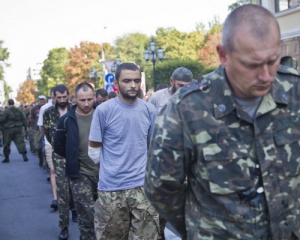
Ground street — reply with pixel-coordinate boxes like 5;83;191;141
0;141;180;240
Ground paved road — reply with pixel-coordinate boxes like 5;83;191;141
0;141;180;240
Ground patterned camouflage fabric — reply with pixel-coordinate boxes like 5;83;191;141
43;105;62;146
0;106;28;156
53;152;75;229
94;187;160;240
144;65;300;239
43;105;75;229
69;174;98;240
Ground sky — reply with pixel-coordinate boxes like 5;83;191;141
0;0;236;96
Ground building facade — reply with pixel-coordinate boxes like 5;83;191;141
257;0;300;70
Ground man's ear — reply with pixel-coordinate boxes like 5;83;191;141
169;77;174;86
216;45;228;67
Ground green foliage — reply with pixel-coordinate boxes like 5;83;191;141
38;47;68;96
0;40;11;102
113;33;150;68
144;59;209;89
155;28;204;61
228;0;255;11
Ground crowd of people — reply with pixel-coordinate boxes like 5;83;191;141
1;4;300;240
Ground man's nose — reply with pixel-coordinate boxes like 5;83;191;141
258;64;272;82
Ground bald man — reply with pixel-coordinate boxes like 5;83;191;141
145;4;300;239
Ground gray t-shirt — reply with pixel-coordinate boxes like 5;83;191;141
148;88;172;112
76;112;99;177
89;97;157;191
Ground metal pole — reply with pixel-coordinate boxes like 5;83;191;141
152;59;156;91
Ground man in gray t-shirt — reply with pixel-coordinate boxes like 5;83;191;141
89;62;159;239
148;67;194;112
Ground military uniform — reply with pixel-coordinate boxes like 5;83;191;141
0;106;28;162
43;104;76;231
145;65;300;239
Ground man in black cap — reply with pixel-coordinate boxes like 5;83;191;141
148;67;194;112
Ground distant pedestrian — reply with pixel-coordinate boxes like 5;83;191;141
43;84;77;240
148;67;193;112
108;91;117;99
54;82;98;240
0;99;29;163
95;88;108;106
37;87;58;211
89;62;160;239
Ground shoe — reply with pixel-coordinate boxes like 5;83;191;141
2;157;9;163
71;209;78;223
50;200;58;211
58;227;68;240
47;177;50;182
22;154;28;162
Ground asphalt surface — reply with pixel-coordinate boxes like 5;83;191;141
0;141;181;240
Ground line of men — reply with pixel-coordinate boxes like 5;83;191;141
33;62;191;240
3;4;300;239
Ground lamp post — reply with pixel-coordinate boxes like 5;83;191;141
89;66;101;89
111;57;121;73
144;39;164;91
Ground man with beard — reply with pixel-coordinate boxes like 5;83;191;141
88;63;160;239
43;84;77;240
148;67;193;112
54;82;98;240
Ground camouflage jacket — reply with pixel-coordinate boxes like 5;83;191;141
144;65;300;239
0;106;28;129
43;104;71;146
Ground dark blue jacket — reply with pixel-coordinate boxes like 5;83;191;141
54;104;95;178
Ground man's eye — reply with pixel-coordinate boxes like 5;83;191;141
134;79;141;83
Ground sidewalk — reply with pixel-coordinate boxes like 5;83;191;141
0;141;181;240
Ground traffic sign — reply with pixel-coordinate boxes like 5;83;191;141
105;73;115;84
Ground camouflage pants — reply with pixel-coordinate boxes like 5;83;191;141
27;128;35;152
70;173;98;240
3;127;27;157
53;152;75;229
94;186;160;240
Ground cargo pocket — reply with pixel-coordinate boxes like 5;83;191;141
203;142;253;194
274;124;300;177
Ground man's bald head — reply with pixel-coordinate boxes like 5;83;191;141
222;4;280;52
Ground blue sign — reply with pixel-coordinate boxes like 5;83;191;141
105;73;115;84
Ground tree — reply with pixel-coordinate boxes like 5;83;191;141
0;40;12;103
198;18;223;69
155;28;204;61
228;0;255;11
16;79;37;105
0;40;10;81
38;47;69;96
65;42;102;94
113;33;150;67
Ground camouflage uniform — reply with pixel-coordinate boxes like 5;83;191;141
43;104;75;230
0;106;28;158
145;65;300;239
94;187;160;240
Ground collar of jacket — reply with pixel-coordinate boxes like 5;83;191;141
210;66;288;119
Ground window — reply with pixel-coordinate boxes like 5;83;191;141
275;0;300;12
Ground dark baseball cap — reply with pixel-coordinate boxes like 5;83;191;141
171;67;193;82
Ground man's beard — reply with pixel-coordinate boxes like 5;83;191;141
118;87;138;100
171;84;177;94
56;102;68;109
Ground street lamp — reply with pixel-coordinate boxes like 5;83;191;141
111;57;121;73
89;66;101;88
144;39;164;91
